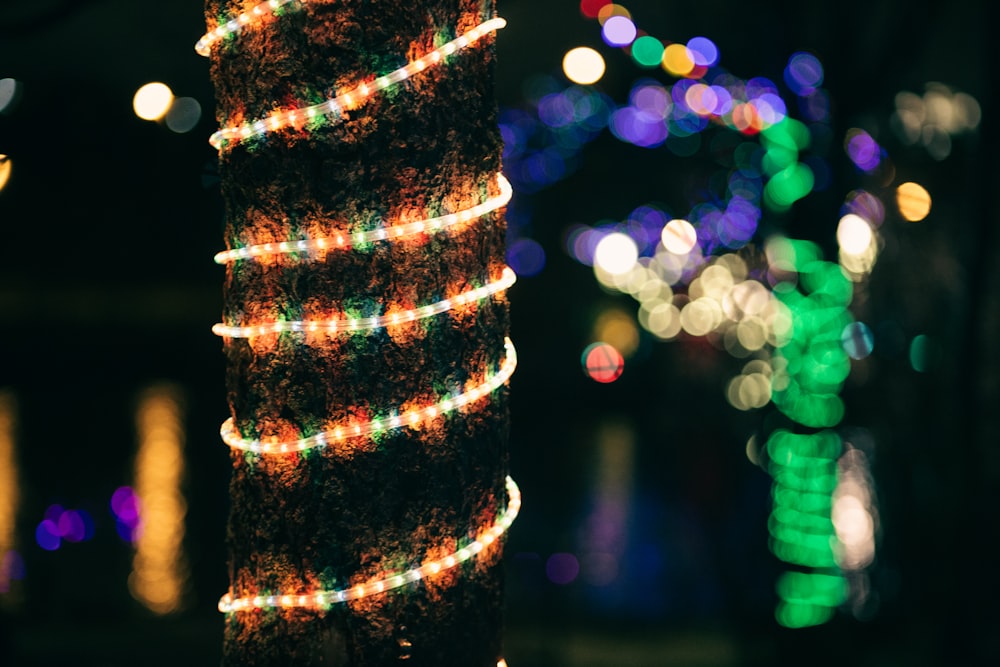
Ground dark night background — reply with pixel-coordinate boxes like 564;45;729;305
1;0;998;665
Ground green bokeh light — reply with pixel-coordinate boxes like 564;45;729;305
630;35;665;68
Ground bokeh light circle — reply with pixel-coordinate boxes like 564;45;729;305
133;82;174;121
580;0;612;18
661;44;695;77
582;342;624;383
837;214;873;255
602;15;637;47
546;552;581;585
165;96;202;133
896;182;931;221
686;37;719;67
631;36;665;68
661;219;698;254
841;322;875;360
563;47;606;85
507;237;546;277
594;232;638;274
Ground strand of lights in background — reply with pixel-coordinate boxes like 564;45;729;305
571;5;894;627
131;386;188;615
213;267;515;338
220;338;516;455
218;476;519;612
206;18;507;150
214;173;513;264
196;0;305;56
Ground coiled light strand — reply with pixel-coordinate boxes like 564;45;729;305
196;0;305;57
209;17;507;150
220;337;516;454
218;474;520;613
213;266;515;339
214;173;512;264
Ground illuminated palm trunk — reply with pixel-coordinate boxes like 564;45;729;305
204;1;511;664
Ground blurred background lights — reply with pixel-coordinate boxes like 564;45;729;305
506;237;546;277
596;3;631;24
660;219;697;254
546;552;581;585
594;232;638;274
1;392;20;592
841;322;875;360
562;47;606;85
896;182;931;221
686;36;719;67
602;15;636;47
133;82;174;121
891;83;981;159
630;35;665;68
0;78;21;114
164;97;202;134
783;52;824;95
582;342;625;383
0;154;11;193
837;213;874;255
580;0;613;18
845;128;882;172
111;486;142;542
593;309;640;358
34;505;94;551
661;43;696;77
130;385;188;615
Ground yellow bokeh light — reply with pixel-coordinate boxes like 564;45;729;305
597;3;632;24
661;44;695;77
836;214;874;255
133;82;174;121
132;386;187;615
640;302;682;340
562;47;606;85
679;298;722;337
0;155;10;193
896;182;931;222
594;309;640;358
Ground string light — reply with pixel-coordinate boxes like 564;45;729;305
217;475;520;613
214;173;513;264
219;338;516;455
196;0;305;57
205;3;518;648
208;18;507;150
213;266;515;339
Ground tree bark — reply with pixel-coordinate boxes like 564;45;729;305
205;1;509;664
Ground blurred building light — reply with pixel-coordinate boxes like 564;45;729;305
0;391;21;597
133;82;174;121
130;385;188;614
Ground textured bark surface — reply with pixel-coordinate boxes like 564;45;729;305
206;1;508;664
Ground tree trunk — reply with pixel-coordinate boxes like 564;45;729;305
204;1;510;664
